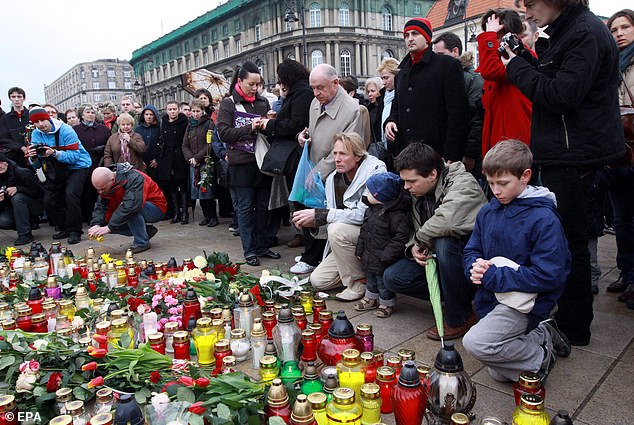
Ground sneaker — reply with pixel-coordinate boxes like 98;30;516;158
14;234;34;246
336;283;366;301
146;225;158;240
540;318;572;358
228;225;239;232
67;232;81;245
130;243;151;254
290;261;315;274
295;255;302;262
537;343;557;385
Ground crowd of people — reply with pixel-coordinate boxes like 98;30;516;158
0;0;632;385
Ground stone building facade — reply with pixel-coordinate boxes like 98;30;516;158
130;0;435;111
44;59;134;112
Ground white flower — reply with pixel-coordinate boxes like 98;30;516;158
72;316;85;329
261;269;270;277
198;296;206;309
32;339;49;351
205;272;216;281
151;392;170;414
16;371;38;393
193;255;208;268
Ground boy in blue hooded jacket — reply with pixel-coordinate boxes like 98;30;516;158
462;139;571;383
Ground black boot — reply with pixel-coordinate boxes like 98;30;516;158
180;191;190;225
169;190;180;223
207;199;219;227
199;199;211;226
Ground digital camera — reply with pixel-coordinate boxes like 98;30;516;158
498;32;524;59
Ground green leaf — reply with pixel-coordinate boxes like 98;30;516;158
216;403;232;420
119;332;131;349
32;386;46;397
268;417;287;425
73;385;90;401
188;414;205;425
177;386;196;404
135;390;147;405
0;355;15;370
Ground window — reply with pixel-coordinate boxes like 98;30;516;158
177;45;183;56
110;93;118;101
255;22;262;41
193;37;200;49
340;49;351;76
213;48;219;62
107;69;115;77
383;49;395;58
169;48;174;60
222;24;228;36
202;33;209;45
235;39;241;54
124;82;132;90
309;3;321;28
162;52;167;63
234;19;241;32
91;69;99;78
81;71;85;79
382;6;392;31
81;82;86;91
81;94;87;103
108;81;116;89
94;94;102;102
286;20;295;31
92;82;100;90
311;50;324;69
212;29;218;41
185;41;190;52
123;70;132;78
224;43;230;58
414;3;422;14
339;2;350;26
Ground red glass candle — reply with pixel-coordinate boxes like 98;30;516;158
265;379;292;424
145;262;158;280
262;311;277;339
361;352;377;383
16;306;32;332
300;330;317;362
293;311;307;331
0;395;18;425
148;332;166;354
213;339;232;375
173;331;191;360
312;299;325;323
355;324;374;353
127;267;138;288
30;313;48;333
386;356;402;379
309;323;323;347
27;287;44;314
181;288;202;331
317;311;363;366
373;350;385;367
95;321;110;351
2;319;17;330
376;366;396;414
391;361;427;425
317;310;333;335
513;372;546;406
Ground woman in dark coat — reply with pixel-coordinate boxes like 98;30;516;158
157;101;189;223
182;99;218;227
216;61;278;266
134;105;161;181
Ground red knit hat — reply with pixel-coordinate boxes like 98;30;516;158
29;107;51;124
404;18;433;43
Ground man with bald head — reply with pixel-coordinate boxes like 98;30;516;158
88;163;166;253
290;63;366;300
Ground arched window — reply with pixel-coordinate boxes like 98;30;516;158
311;50;324;69
382;6;392;31
340;49;351;76
339;2;350;26
309;3;321;28
383;49;394;59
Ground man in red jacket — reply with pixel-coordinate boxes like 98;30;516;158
88;164;166;253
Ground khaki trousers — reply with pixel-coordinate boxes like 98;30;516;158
310;222;364;291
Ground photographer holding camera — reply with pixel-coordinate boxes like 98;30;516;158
28;107;91;245
0;153;43;245
503;0;624;346
477;9;535;161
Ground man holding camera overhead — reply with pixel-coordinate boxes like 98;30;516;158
27;106;91;245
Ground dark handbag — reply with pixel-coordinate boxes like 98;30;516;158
367;141;394;171
215;157;229;188
615;73;634;167
42;132;68;184
260;139;300;176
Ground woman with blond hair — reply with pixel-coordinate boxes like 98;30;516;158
103;113;147;171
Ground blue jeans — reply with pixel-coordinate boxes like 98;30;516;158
608;167;634;284
383;237;474;327
365;271;396;306
110;201;164;246
230;185;273;258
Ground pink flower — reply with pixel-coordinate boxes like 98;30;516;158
19;360;39;374
169;315;179;322
159;317;169;325
151;294;162;308
137;303;151;314
176;305;183;313
168;307;179;315
164;295;178;306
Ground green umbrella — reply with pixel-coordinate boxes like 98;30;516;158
425;257;444;345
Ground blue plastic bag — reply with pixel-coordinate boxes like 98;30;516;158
288;142;327;208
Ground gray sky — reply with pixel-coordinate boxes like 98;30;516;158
0;0;623;111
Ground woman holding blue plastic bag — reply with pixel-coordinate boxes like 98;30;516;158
292;132;387;301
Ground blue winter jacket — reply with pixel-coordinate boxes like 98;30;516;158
463;186;571;331
134;105;161;165
31;118;91;170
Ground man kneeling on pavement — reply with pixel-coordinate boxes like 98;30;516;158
88;164;166;253
383;142;488;340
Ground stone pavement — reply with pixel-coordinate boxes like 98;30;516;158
2;215;633;425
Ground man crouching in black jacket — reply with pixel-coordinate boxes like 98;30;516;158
0;153;44;245
502;0;624;347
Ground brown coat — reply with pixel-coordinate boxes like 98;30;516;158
182;115;215;164
104;131;147;171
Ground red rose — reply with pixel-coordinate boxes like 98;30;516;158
195;377;210;388
150;371;161;383
46;372;63;392
178;376;195;387
189;401;206;415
